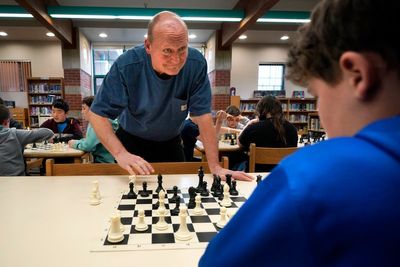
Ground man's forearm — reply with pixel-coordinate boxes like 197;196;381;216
196;114;221;173
88;111;126;158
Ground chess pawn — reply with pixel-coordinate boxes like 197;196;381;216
192;195;204;215
174;206;192;241
216;206;228;229
134;209;148;232
116;210;125;233
107;214;124;243
92;180;101;200
220;183;232;207
155;207;168;231
156;190;166;215
90;188;101;206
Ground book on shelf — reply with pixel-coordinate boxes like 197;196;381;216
292;90;305;98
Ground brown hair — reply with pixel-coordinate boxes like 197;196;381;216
82;96;95;107
256;96;287;145
286;0;400;86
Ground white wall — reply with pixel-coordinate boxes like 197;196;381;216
0;41;63;108
231;43;310;99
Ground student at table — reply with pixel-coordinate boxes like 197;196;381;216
200;0;400;266
40;99;83;143
237;96;298;171
68;96;118;163
0;97;23;129
215;105;249;135
89;11;251;181
0;104;53;176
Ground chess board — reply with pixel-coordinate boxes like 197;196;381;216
93;186;247;251
30;142;67;151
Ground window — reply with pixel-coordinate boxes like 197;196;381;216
258;64;285;91
93;47;124;94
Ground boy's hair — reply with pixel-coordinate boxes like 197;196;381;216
287;0;400;86
52;99;69;113
225;105;241;117
0;104;10;124
82;96;95;107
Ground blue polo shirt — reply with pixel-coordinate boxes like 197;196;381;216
91;45;211;141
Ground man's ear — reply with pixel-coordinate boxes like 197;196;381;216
144;38;151;54
339;51;380;100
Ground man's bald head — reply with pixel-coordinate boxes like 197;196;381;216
147;11;188;43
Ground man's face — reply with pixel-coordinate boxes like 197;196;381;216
145;29;188;76
226;115;240;128
52;107;67;123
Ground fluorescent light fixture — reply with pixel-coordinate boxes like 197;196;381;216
258;18;310;23
258;11;311;24
280;35;289;40
46;32;55;37
188;34;197;39
238;35;247;40
0;6;33;18
0;31;8;36
99;33;108;38
52;14;117;19
182;17;241;22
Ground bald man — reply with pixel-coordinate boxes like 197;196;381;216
90;11;252;181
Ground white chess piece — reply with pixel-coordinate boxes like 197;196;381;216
92;180;101;200
107;214;124;243
220;183;232;207
216;206;228;228
154;207;168;231
134;209;148;232
116;210;125;233
192;195;204;215
157;190;166;215
90;188;101;205
174;206;192;241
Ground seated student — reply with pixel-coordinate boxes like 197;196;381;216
0;104;53;176
200;0;400;266
215;105;249;135
0;97;23;129
68;96;118;163
238;96;298;171
40;99;83;143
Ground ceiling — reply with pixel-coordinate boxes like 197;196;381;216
0;0;320;45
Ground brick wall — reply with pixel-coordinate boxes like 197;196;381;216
208;69;231;110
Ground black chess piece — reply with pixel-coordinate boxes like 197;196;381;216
196;167;205;193
229;180;239;196
156;174;164;194
230;138;235;146
170;196;181;216
218;184;224;200
169;185;179;202
140;181;149;197
225;174;232;190
211;174;218;192
187;186;196;209
256;175;262;184
127;182;137;199
200;181;209;196
32;143;37;149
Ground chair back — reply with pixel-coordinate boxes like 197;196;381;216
45;157;228;176
249;143;297;172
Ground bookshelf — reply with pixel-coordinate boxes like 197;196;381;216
239;97;318;131
26;77;64;127
308;112;325;133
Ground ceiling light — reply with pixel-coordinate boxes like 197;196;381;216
99;33;108;38
188;34;197;39
0;5;33;18
46;32;55;37
0;31;8;36
238;35;247;40
280;35;289;40
258;18;310;23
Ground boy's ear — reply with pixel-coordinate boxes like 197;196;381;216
339;51;381;100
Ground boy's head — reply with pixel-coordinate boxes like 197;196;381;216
256;96;283;120
52;99;69;123
81;96;95;119
0;105;10;126
286;0;400;137
225;105;241;128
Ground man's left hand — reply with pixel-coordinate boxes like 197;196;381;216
214;166;254;181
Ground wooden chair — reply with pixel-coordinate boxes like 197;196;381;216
248;143;298;172
45;156;228;176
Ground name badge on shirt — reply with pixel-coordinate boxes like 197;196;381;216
181;104;187;111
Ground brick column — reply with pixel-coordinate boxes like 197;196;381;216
209;69;231;111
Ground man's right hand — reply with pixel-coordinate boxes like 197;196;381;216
115;151;154;175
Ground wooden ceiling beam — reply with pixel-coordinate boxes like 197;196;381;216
15;0;75;48
220;0;280;49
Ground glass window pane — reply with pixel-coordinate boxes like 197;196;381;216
258;64;285;91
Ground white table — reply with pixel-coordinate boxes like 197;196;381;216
0;173;267;267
